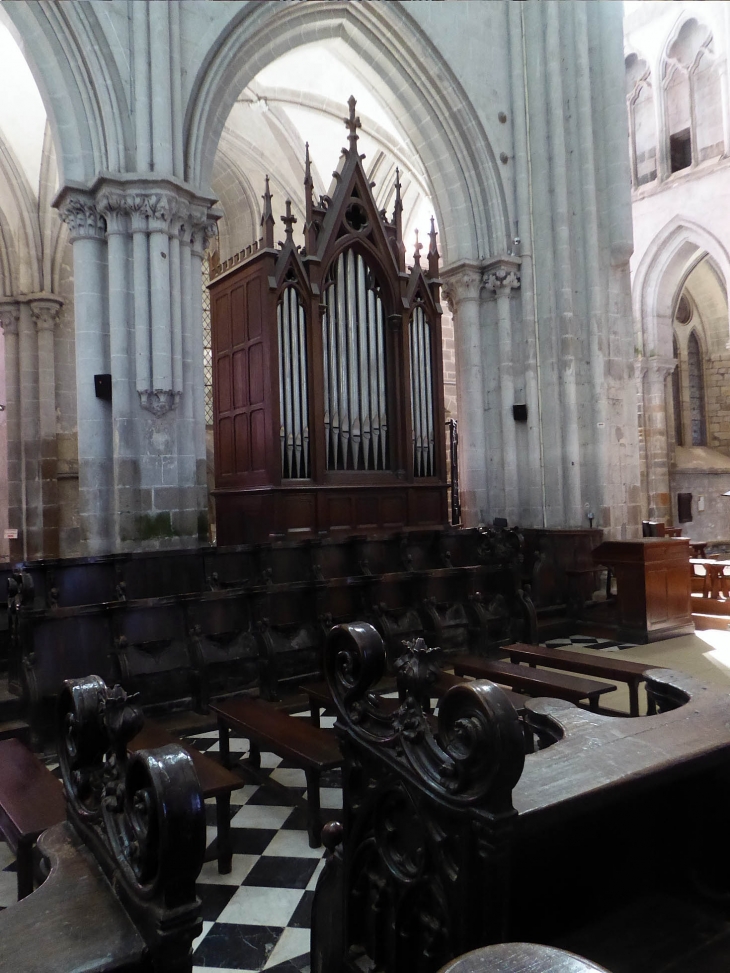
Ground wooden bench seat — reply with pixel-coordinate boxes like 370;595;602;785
129;720;243;874
300;673;529;728
503;642;656;717
452;656;617;711
211;696;343;848
0;738;65;899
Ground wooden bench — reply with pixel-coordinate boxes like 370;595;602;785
129;720;243;874
452;655;617;711
301;672;529;728
503;642;656;717
211;695;343;848
0;738;65;899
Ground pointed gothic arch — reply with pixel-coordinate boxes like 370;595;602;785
184;1;509;266
633;217;730;359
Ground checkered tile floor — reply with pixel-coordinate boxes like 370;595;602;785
0;636;637;971
0;712;341;973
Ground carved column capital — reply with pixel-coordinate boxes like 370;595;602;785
483;267;521;295
96;191;130;235
58;194;106;241
0;302;20;337
30;297;63;333
191;218;219;258
440;264;483;314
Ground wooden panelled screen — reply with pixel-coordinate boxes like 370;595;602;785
209;98;447;544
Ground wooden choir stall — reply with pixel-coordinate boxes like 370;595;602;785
209;96;448;544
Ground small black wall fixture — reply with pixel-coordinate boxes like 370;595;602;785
512;403;528;422
94;374;112;401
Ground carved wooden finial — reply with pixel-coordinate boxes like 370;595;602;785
304;142;313;193
393;168;405;272
393;167;403;217
413;228;423;266
282;198;297;242
344;95;361;149
262;175;275;248
428;215;440;277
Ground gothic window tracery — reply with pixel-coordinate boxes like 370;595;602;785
663;19;723;173
625;54;657;187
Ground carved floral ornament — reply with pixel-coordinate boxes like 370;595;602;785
57;674;205;917
324;621;525;808
441;263;520;313
62;190;218;243
0;304;20;336
30;299;63;333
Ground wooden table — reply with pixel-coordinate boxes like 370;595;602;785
0;738;65;899
690;558;730;601
503;642;657;717
592;538;694;642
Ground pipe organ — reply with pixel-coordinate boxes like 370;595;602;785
209;98;447;544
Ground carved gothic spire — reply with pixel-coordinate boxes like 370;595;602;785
281;199;297;244
344;95;361;152
393;168;405;273
428;216;440;278
304;142;316;253
262;175;275;248
412;228;423;266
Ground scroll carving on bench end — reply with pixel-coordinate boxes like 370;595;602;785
324;621;525;806
57;674;206;970
315;624;528;973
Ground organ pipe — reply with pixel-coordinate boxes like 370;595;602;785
322;249;389;470
410;306;435;476
278;286;309;478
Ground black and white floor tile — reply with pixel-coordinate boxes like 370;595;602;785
186;712;341;972
0;636;636;968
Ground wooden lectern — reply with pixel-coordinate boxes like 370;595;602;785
592;538;694;643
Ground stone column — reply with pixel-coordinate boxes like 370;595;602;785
30;297;63;557
484;263;521;526
57;194;113;555
0;303;21;561
17;301;41;557
442;266;487;526
97;191;138;548
641;356;675;523
189;216;215;534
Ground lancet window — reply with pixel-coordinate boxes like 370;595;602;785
687;329;707;446
663;19;723;173
626;54;657;187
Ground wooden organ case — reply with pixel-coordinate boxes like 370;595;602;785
209;98;448;545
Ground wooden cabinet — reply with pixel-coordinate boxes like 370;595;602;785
592;538;694;643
